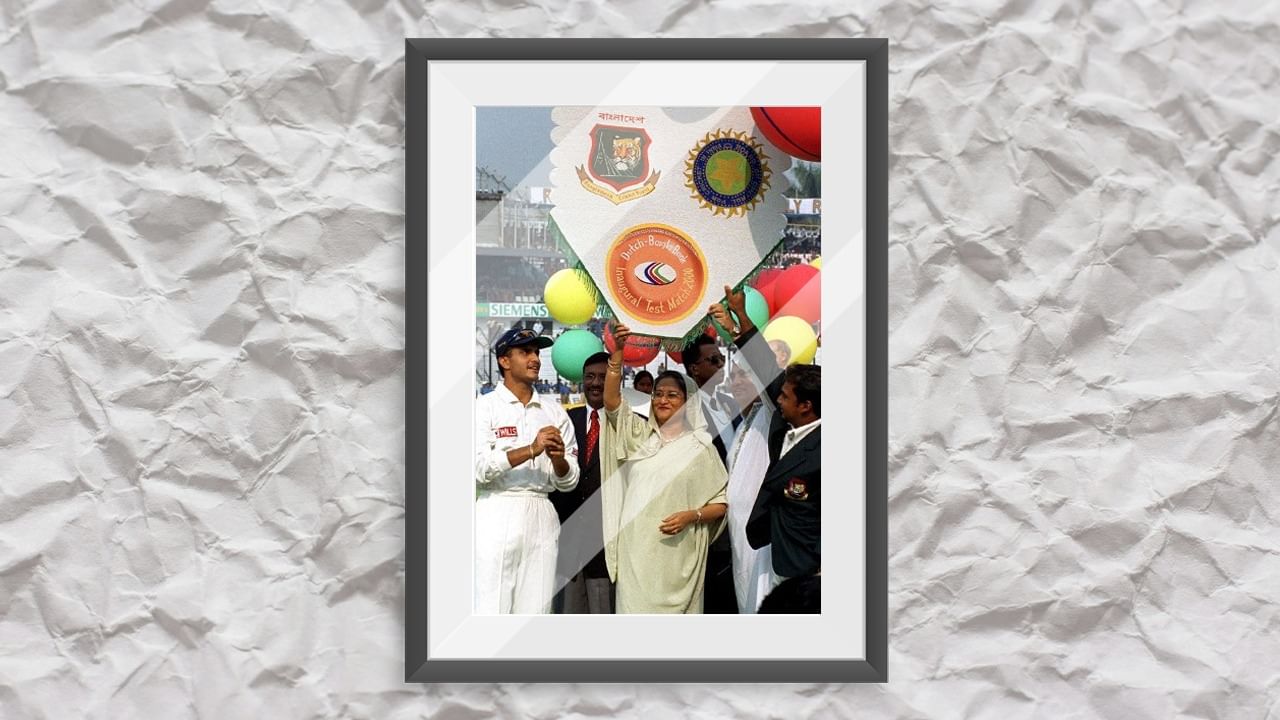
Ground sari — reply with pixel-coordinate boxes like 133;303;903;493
601;375;729;614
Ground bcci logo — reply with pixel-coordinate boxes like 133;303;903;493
604;224;708;326
575;124;661;205
685;130;772;217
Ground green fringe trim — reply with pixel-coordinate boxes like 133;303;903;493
548;214;615;331
547;214;581;268
739;238;789;296
686;236;788;346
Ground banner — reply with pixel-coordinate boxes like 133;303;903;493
477;301;611;319
786;198;821;215
549;107;792;340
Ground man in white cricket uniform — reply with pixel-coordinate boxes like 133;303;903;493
475;327;580;614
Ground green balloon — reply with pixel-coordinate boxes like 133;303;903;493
551;329;605;382
713;286;771;342
745;287;771;329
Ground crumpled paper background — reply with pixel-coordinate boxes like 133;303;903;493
2;1;1277;717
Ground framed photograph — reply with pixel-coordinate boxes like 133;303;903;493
406;38;887;682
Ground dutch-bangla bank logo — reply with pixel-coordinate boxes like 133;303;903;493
605;223;708;326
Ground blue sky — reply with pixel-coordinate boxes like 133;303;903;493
476;107;554;190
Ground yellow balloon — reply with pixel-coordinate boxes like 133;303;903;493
810;256;822;269
762;315;818;365
543;268;598;325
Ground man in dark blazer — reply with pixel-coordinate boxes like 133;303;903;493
680;334;734;465
550;352;615;614
745;363;820;579
681;333;740;614
711;287;822;587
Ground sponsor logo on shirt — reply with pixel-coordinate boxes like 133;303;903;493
495;426;519;438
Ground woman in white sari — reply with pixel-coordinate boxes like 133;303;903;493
600;324;729;613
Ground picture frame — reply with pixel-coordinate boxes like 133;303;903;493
406;38;887;683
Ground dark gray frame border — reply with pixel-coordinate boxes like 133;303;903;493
406;38;888;683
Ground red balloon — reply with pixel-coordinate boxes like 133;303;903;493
604;325;661;366
666;350;683;364
752;267;784;316
752;267;783;289
750;107;820;162
773;264;820;324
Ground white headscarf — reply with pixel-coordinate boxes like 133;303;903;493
621;373;713;460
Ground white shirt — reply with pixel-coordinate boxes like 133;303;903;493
780;418;821;459
475;382;579;494
699;385;738;452
726;401;775;612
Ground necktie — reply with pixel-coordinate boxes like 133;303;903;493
585;409;599;465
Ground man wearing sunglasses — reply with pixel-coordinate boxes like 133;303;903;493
680;334;735;464
681;333;741;615
474;326;579;614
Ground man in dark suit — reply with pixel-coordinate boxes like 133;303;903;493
711;286;821;591
550;352;615;613
680;334;734;464
681;333;740;614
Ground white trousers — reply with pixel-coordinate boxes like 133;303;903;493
474;493;560;614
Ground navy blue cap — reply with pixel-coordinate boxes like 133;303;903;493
494;327;554;356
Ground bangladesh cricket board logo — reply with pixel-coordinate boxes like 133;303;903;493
605;224;708;325
685;129;771;217
575;124;660;205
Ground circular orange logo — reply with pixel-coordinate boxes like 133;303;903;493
604;224;708;326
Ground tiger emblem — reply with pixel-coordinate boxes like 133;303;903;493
612;137;642;174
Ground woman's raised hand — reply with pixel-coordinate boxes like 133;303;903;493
603;322;629;411
612;322;633;349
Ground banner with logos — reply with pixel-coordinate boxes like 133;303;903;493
549;106;793;340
